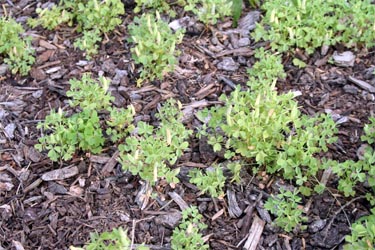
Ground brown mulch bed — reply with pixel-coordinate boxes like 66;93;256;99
1;1;375;249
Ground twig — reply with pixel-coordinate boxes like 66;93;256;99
322;195;366;242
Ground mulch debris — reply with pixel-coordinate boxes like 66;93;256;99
1;1;375;249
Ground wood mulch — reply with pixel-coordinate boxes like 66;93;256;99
1;1;374;249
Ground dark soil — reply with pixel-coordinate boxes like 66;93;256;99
1;1;374;250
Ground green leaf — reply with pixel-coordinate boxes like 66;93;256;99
232;0;242;27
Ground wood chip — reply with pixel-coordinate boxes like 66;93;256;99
243;215;265;250
211;208;224;221
348;76;375;93
101;151;119;176
227;190;243;218
39;40;57;50
168;191;189;210
41;166;79;181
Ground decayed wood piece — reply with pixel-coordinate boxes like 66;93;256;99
168;191;189;210
227;190;243;218
243;215;265;250
135;181;152;210
348;76;375;93
101;150;119;176
41;166;79;181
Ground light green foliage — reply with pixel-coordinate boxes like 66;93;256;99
253;0;375;54
264;189;307;232
70;227;149;250
133;0;184;17
247;48;286;86
185;0;232;25
66;73;114;110
200;50;337;195
226;161;242;183
28;5;72;30
35;109;104;161
74;0;124;33
73;30;102;59
0;17;35;75
28;0;124;58
332;117;375;197
231;0;242;27
344;208;375;250
362;117;375;144
171;206;209;250
36;74;135;162
189;164;226;198
118;99;192;184
106;106;136;142
128;13;184;86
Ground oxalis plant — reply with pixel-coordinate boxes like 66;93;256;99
0;16;35;75
128;12;184;86
329;116;375;199
198;49;337;196
184;0;233;25
36;73;135;162
70;227;149;250
253;0;375;54
118;99;192;184
344;208;375;250
264;188;307;232
171;206;209;250
28;0;124;59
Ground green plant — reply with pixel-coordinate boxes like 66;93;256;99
66;73;114;110
128;13;184;86
253;0;375;54
199;50;337;195
36;74;135;162
171;206;209;250
264;188;307;232
73;30;102;59
0;17;35;75
247;48;286;85
118;99;192;184
331;117;375;197
189;164;226;198
344;208;375;250
231;0;242;27
226;161;242;183
28;5;72;30
185;0;233;25
133;0;185;17
362;117;375;144
36;108;104;161
28;0;124;58
70;227;149;250
106;106;136;142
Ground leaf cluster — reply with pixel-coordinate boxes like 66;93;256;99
331;117;375;197
189;164;226;198
0;17;35;75
28;0;125;58
199;49;337;195
253;0;375;54
118;99;192;184
36;108;104;161
184;0;233;25
133;0;186;17
264;188;307;232
171;206;209;250
36;73;135;161
70;227;149;250
344;208;375;250
128;13;184;85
